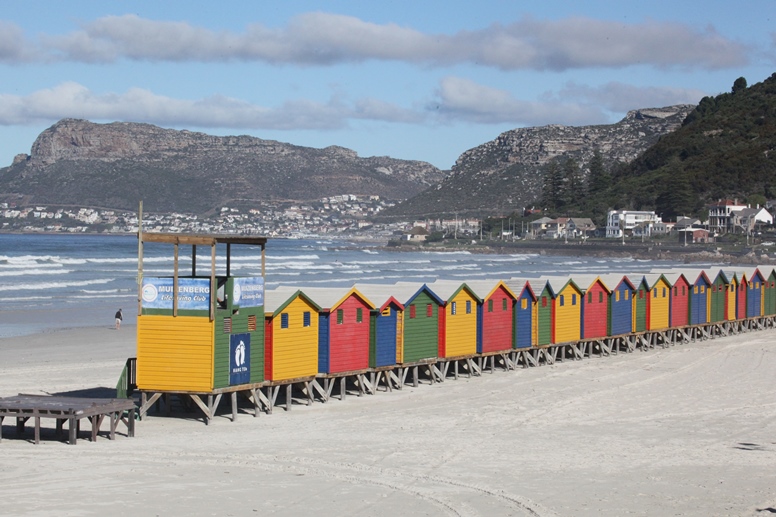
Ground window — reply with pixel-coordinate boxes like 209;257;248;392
303;311;311;327
588;292;593;304
451;301;457;315
410;305;416;319
502;298;507;311
248;315;257;331
224;317;232;333
639;290;644;299
542;296;547;308
281;313;289;329
356;308;363;323
382;307;391;316
756;282;760;289
521;298;527;310
673;287;678;297
682;286;686;296
466;300;471;314
559;295;565;307
694;286;699;294
615;291;620;302
571;294;576;306
701;286;705;294
599;291;603;303
426;303;433;318
662;287;666;298
488;299;493;313
337;309;344;324
624;290;629;300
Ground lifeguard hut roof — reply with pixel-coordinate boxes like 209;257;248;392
140;232;268;246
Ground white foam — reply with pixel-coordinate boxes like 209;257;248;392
0;268;72;277
0;278;114;292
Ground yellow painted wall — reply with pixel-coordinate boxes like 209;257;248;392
726;280;737;320
137;315;214;392
531;301;538;346
554;284;581;343
648;279;670;330
396;312;404;363
444;290;478;357
270;296;319;381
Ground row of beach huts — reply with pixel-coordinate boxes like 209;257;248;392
131;238;776;422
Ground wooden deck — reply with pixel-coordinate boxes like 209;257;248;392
0;395;136;445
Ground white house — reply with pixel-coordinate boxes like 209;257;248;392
606;210;662;238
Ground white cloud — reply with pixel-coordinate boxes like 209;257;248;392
0;21;40;63
431;77;609;126
558;82;706;112
0;82;421;129
15;13;751;70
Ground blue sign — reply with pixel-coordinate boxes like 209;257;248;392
141;277;210;310
233;277;264;307
229;333;251;385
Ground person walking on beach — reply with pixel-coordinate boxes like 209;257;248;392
115;308;123;330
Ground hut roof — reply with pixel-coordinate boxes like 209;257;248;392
264;286;321;315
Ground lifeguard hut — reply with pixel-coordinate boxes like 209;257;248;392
134;232;267;423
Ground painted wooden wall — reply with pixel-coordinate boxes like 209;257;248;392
515;287;535;348
647;278;670;330
582;280;609;339
265;295;319;381
669;277;690;328
320;295;371;374
690;277;710;325
402;290;440;363
372;301;401;368
609;280;633;336
440;288;479;358
747;272;765;318
710;276;727;323
554;282;582;343
137;315;214;392
537;285;554;346
633;282;648;332
479;284;515;354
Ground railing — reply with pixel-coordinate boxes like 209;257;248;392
116;357;137;399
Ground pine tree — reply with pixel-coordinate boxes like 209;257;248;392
587;150;610;195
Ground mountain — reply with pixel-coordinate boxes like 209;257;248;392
386;105;694;218
0;119;446;213
602;73;776;218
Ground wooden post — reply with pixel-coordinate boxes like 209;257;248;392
261;243;266;278
210;243;217;322
137;201;143;317
191;245;197;276
173;243;179;316
226;243;231;277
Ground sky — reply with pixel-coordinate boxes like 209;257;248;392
0;1;774;171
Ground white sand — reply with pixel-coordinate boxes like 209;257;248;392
1;325;776;516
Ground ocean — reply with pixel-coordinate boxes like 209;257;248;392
0;233;696;338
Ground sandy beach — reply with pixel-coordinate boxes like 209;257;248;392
1;325;776;516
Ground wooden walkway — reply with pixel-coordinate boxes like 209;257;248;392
0;395;136;445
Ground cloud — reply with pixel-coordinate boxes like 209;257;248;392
0;82;420;130
558;82;706;112
0;21;40;63
431;77;609;126
24;13;751;70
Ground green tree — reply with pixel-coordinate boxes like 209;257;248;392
541;160;563;210
655;160;694;220
586;150;610;194
732;76;748;94
561;157;583;207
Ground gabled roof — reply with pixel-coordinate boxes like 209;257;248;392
403;283;445;306
643;273;672;290
503;279;537;301
264;287;322;316
626;274;652;290
464;279;518;301
297;286;375;312
426;280;482;303
568;274;612;295
352;283;405;311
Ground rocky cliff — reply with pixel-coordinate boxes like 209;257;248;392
1;119;446;213
388;105;695;217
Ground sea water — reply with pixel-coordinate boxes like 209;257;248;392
0;233;696;338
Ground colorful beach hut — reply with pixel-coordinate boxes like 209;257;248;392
303;287;374;375
353;283;405;368
628;275;650;333
764;268;776;316
709;270;729;323
396;283;444;364
644;274;671;330
575;275;611;340
505;279;538;348
722;270;747;321
264;287;321;382
602;274;635;336
430;280;481;359
689;270;712;325
467;280;517;354
136;233;267;396
549;277;583;344
535;280;556;346
666;273;690;328
744;268;766;318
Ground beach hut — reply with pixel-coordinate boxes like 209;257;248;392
353;283;405;369
575;275;611;340
666;273;691;328
763;268;776;316
505;279;538;348
430;281;481;359
629;275;650;333
303;287;374;375
467;280;517;354
744;268;766;318
551;278;584;343
603;274;636;336
264;287;321;382
709;270;729;323
398;284;444;364
136;233;267;398
688;270;712;325
643;274;671;331
535;280;556;345
721;270;746;321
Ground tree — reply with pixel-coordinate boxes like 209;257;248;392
541;160;563;210
561;157;583;208
586;150;610;195
655;160;694;220
732;76;748;94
